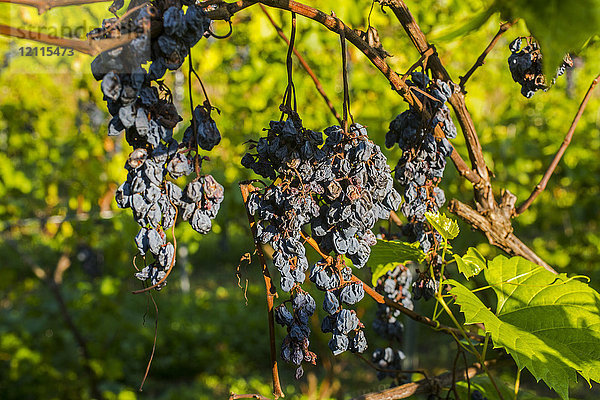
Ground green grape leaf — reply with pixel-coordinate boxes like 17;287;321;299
425;211;460;241
447;255;600;399
370;263;399;287
454;247;487;280
495;0;600;75
368;240;426;286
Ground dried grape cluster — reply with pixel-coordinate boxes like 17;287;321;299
274;292;317;379
91;2;224;289
385;72;456;300
317;260;368;356
244;117;401;375
371;264;412;381
508;37;574;98
386;72;456;254
373;265;413;340
372;347;406;381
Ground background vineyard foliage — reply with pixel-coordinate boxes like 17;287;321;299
0;0;598;399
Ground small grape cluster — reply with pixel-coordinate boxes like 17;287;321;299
315;259;367;355
371;347;406;381
386;72;456;254
244;116;401;372
371;265;412;381
91;3;224;289
411;269;439;301
372;264;413;341
274;292;317;379
508;37;574;98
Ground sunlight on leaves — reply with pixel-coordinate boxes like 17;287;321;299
425;211;460;242
454;247;487;280
368;240;426;286
448;255;600;399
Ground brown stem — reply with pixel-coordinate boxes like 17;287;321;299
515;74;600;215
229;394;273;400
450;148;482;184
459;20;517;91
138;292;159;391
205;1;481;183
449;199;557;274
447;344;462;400
350;361;494;400
207;1;454;120
299;230;332;262
259;4;343;125
381;0;492;206
203;0;256;20
0;24;139;56
0;0;109;13
350;274;484;342
240;182;284;399
389;210;403;228
205;0;413;100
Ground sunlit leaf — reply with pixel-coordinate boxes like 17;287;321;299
367;240;426;286
448;255;600;399
454;247;487;279
425;211;460;241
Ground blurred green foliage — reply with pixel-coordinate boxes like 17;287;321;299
0;0;598;399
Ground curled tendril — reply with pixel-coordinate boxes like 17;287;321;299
208;19;233;39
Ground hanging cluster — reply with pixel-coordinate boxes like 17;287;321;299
373;264;413;340
91;2;224;290
385;72;457;300
371;264;413;381
244;117;401;374
386;72;456;254
316;258;368;356
274;292;317;379
508;37;573;98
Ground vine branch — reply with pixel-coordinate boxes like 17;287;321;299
0;0;110;13
205;0;480;184
379;0;560;269
259;4;343;125
515;73;600;215
380;0;492;206
240;182;284;399
459;20;517;91
0;24;139;56
350;360;494;400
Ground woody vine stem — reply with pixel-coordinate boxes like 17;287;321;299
1;0;598;399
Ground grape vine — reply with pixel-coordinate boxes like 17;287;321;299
89;2;225;291
18;0;591;398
